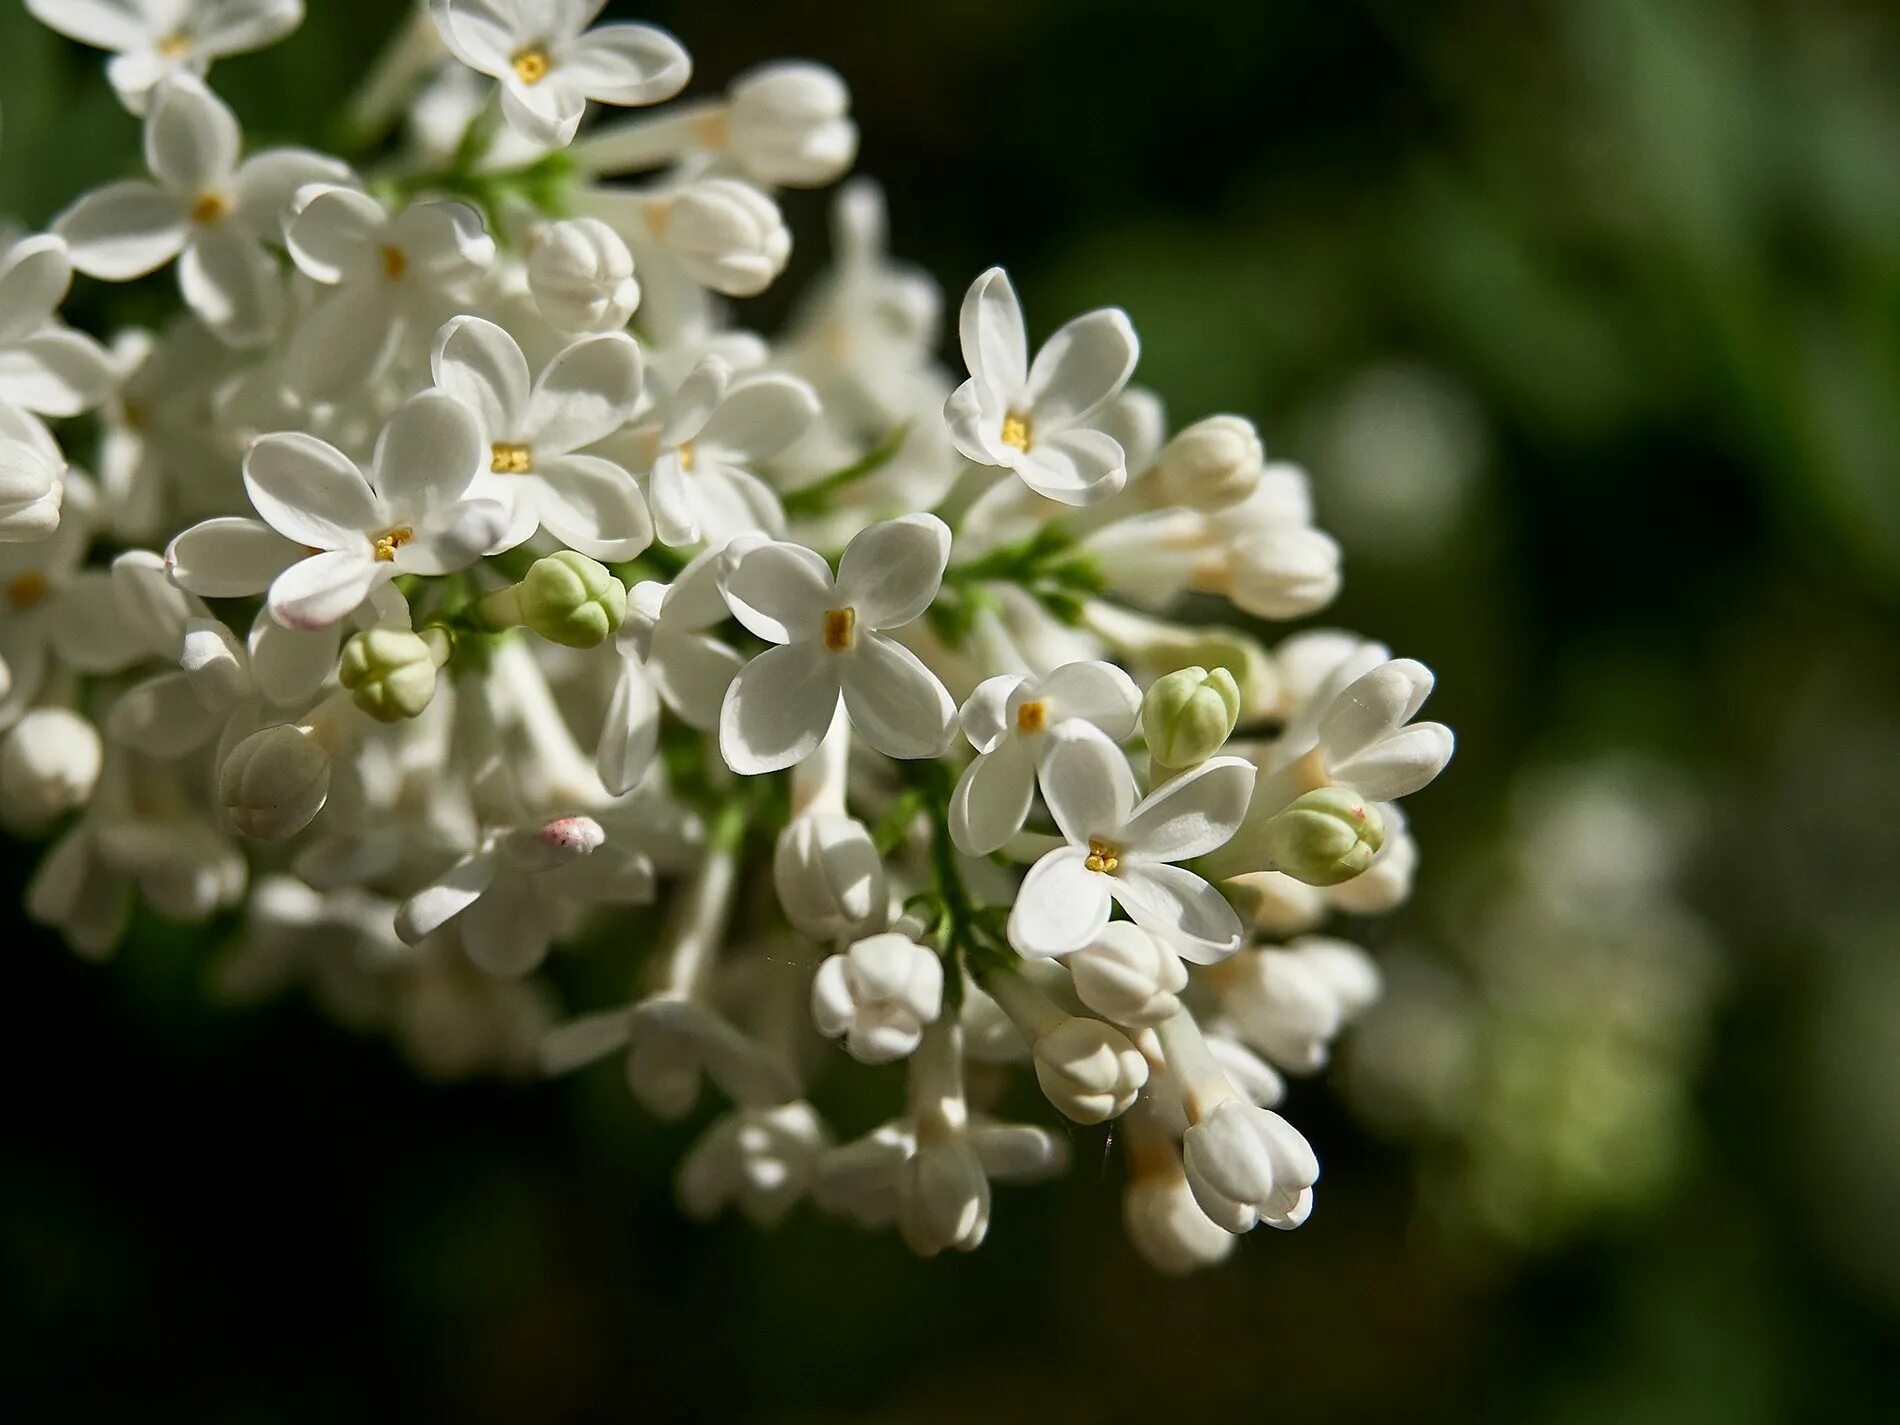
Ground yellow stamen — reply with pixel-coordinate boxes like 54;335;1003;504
372;527;414;563
678;439;697;472
1015;699;1048;734
1083;838;1120;875
691;109;732;149
381;246;408;280
491;442;534;475
822;607;857;652
511;45;553;85
6;571;49;609
191;191;232;226
159;31;193;58
1000;412;1033;452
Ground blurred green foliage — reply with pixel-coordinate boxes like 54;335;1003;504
3;0;1898;1421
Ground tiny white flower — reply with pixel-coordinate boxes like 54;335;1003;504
945;266;1139;506
772;812;887;945
25;0;304;113
429;0;690;149
1274;656;1456;803
635;177;790;298
642;354;817;547
1006;721;1254;963
430;315;652;560
948;658;1141;856
719;514;957;774
811;932;944;1063
55;76;347;347
1180;1097;1319;1234
284;185;494;401
677;1102;831;1227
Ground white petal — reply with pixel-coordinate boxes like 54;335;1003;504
1015;426;1126;506
839;634;955;760
288;283;402;401
53;183;188;281
395;849;498;946
1025;308;1139;428
426;0;517;75
525;332;643;453
0;329;118;416
719;642;841;775
648;627;743;731
690;463;785;545
372;389;485;515
268;550;381;629
285;184;382;283
1036;720;1136;846
247;615;339;707
388;200;494;279
959;674;1019;755
597;657;660;795
166;516;298;596
661;356;730;445
50;573;144;672
430;314;530;436
499;76;586;150
833;513;948;630
1111;862;1243;964
1318;659;1436;765
958;266;1027;394
647;449;698;546
1331;722;1454;801
0;236;72;343
949;738;1035;857
145;75;240;193
194;0;304;57
1006;847;1110;958
534;454;651;561
721;537;833;645
1121;755;1255;862
244;432;376;548
107;671;216;757
700;372;819;463
180;228;283;347
563;23;692;104
25;0;148;48
1037;659;1141;740
461;871;556;977
231;148;351;239
395;498;508;575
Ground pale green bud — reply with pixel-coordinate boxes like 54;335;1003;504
1263;787;1385;887
1143;666;1241;768
518;552;627;648
338;628;446;723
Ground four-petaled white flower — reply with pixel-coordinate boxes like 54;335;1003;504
719;514;957;774
430;315;652;560
25;0;304;113
811;932;944;1064
166;391;506;629
643;354;818;547
284;185;494;401
429;0;691;149
945;266;1139;506
1007;721;1254;963
55;75;346;347
949;659;1141;856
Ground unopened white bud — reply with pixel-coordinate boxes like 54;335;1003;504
0;708;102;824
219;723;331;840
899;1139;989;1256
773;813;886;943
1143;665;1241;769
1069;923;1186;1028
650;178;790;298
1153;415;1263;511
1226;525;1342;620
811;932;943;1063
527;218;640;333
338;627;445;723
727;62;858;187
1180;1097;1318;1234
1264;786;1384;886
1125;1167;1237;1274
1032;1017;1148;1124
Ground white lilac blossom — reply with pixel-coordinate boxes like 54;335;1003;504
5;2;1456;1272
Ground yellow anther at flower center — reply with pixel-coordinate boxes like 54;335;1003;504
491;441;534;475
1084;838;1120;874
372;527;414;562
159;31;193;58
1015;699;1048;734
6;571;49;609
191;191;232;226
512;45;554;85
1000;412;1033;452
822;607;857;652
381;246;409;280
122;399;152;431
677;439;698;472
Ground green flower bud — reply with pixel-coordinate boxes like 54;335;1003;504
338;628;446;723
1142;665;1241;768
517;552;627;648
1262;787;1385;887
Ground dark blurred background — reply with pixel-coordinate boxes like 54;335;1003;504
4;0;1899;1420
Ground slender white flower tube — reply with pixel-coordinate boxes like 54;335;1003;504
1122;1091;1235;1273
1006;721;1254;962
897;1021;988;1256
719;514;957;773
945;267;1139;505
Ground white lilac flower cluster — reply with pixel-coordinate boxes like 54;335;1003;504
2;0;1454;1271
